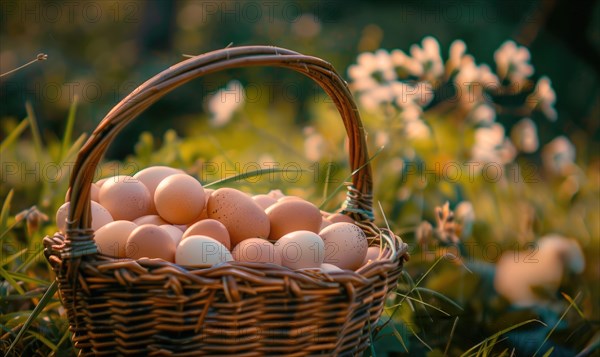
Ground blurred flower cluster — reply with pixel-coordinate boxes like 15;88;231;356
346;38;572;175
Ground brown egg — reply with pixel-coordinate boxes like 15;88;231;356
160;224;184;246
99;175;151;221
267;189;285;200
207;188;270;247
133;215;169;226
95;178;108;187
134;166;184;213
94;220;137;258
252;194;277;210
275;231;324;269
362;246;381;266
266;199;322;240
277;196;303;203
326;213;355;224
320;219;332;230
182;219;231;249
176;235;233;266
154;174;206;224
56;201;113;234
193;188;214;221
232;238;280;264
126;224;175;262
319;222;368;270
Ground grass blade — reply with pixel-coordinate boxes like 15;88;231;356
561;292;585;318
460;319;545;357
6;280;58;355
542;347;554;357
204;168;305;188
319;146;384;209
0;266;25;294
413;287;464;312
0;189;14;235
25;102;43;160
27;330;58;350
60;95;79;161
444;317;459;357
533;291;582;357
0;118;29;154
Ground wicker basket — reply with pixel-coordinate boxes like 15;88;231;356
44;46;408;356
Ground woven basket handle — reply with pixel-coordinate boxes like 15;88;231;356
64;46;374;259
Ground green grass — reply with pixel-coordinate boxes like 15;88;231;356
1;83;598;356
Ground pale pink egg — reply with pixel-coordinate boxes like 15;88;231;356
182;219;231;249
99;175;152;221
275;230;324;269
56;201;113;234
126;224;175;262
176;235;233;266
266;199;322;240
232;238;280;264
94;220;137;258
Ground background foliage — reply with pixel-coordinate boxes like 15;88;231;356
1;0;599;356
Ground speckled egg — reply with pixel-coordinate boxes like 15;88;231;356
275;230;324;269
176;235;233;266
207;188;270;247
99;175;152;221
94;220;137;258
56;201;113;234
319;222;368;270
182;219;231;249
266;199;322;240
232;238;280;264
126;224;175;262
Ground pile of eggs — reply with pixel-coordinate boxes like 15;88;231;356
56;166;381;272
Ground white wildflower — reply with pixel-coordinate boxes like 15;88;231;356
400;103;422;122
472;123;515;165
446;39;467;74
303;126;325;162
542;136;576;175
208;80;244;127
511;118;539;153
454;61;500;109
391;82;433;107
404;119;430;140
410;36;444;81
455;201;475;238
493;40;534;85
391;49;423;77
470;103;496;124
527;76;558;121
375;130;390;147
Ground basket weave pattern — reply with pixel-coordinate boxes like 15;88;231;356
44;46;408;356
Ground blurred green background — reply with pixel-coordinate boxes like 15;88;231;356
1;0;598;160
1;1;599;356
